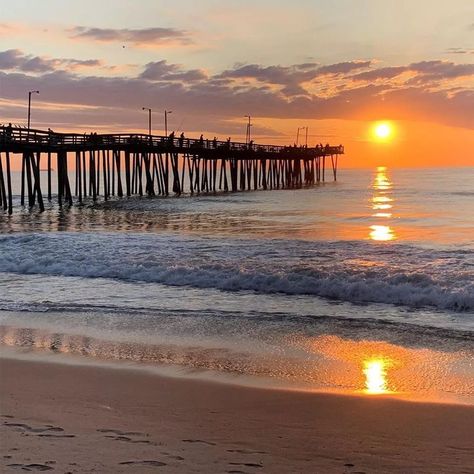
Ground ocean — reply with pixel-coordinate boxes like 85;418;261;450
1;166;473;404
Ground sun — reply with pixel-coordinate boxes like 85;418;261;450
372;121;393;141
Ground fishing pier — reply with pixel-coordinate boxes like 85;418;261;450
0;126;344;214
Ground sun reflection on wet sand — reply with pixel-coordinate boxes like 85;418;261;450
363;359;389;394
370;167;396;241
306;335;473;403
1;325;473;404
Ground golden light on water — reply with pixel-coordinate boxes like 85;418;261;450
363;359;388;394
372;196;392;203
369;167;397;241
370;224;395;241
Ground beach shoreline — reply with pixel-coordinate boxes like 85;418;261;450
1;356;473;473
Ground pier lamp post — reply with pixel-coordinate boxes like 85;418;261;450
244;115;252;145
164;110;172;136
142;107;152;136
304;126;309;147
27;90;39;130
296;126;304;146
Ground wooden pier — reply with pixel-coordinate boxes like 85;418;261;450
0;126;344;214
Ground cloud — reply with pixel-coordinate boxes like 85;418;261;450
1;54;473;131
70;26;192;47
0;49;103;73
140;60;207;82
220;60;372;86
352;60;474;84
316;60;372;75
446;47;474;55
352;66;407;81
409;60;474;79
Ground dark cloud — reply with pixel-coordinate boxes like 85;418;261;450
409;60;474;79
70;26;192;46
352;60;474;84
0;49;102;73
316;60;372;75
219;64;312;85
219;60;372;86
352;66;407;81
140;60;207;82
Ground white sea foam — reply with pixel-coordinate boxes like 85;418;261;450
0;233;473;311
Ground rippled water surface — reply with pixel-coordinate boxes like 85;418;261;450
1;167;473;403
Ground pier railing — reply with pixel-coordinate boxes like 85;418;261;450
0;126;344;157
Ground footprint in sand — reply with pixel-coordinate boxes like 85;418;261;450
227;449;267;455
182;439;216;446
98;428;153;444
3;422;75;439
7;464;53;471
229;462;263;469
159;452;185;461
119;460;167;467
4;422;70;436
97;428;145;436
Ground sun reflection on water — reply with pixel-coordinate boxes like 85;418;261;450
370;224;395;241
370;167;396;241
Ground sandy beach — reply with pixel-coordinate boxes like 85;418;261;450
1;357;473;474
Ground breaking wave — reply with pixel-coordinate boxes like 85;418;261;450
0;233;473;312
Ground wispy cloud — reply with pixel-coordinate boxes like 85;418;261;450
446;47;474;55
69;26;192;47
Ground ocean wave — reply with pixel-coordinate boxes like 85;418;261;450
0;233;473;312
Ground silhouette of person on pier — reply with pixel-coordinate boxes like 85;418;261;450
226;137;231;149
168;131;175;146
4;123;13;141
213;137;217;148
47;128;55;144
179;132;185;147
199;134;204;147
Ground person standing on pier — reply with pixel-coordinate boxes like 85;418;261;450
5;123;13;141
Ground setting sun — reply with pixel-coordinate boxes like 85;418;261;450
373;122;393;141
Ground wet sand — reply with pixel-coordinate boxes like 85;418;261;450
1;357;473;473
